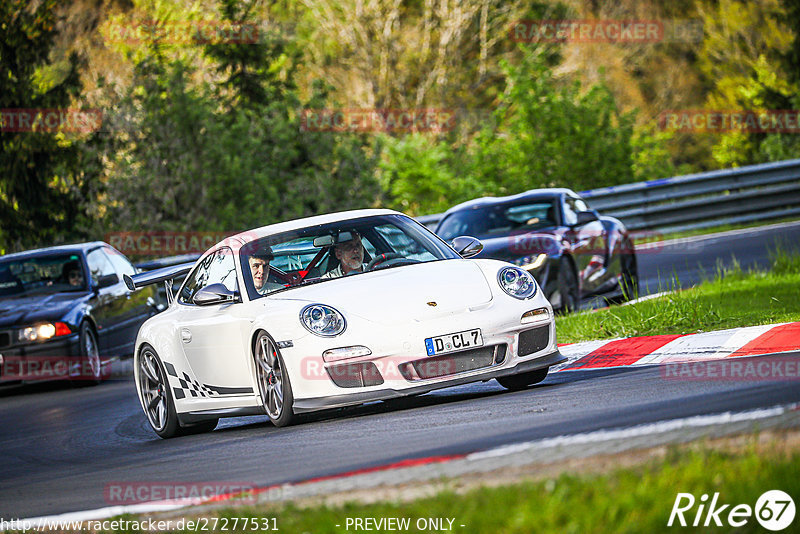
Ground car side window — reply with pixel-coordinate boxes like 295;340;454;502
178;247;237;304
86;248;116;285
572;197;590;213
562;197;578;226
103;247;136;277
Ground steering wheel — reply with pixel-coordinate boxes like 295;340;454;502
366;252;402;271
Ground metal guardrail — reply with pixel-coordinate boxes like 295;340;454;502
416;159;800;233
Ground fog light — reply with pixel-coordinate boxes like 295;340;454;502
322;345;372;363
521;307;549;324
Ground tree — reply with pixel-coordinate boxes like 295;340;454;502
0;0;100;252
697;0;797;166
101;0;382;234
470;50;635;195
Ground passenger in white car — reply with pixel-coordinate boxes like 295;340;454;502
322;232;367;278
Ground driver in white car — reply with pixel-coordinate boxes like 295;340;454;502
248;245;284;294
322;232;367;279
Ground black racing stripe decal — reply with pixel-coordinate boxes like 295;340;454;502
164;362;178;376
202;384;254;395
173;387;185;400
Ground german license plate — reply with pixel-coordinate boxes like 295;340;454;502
425;329;483;356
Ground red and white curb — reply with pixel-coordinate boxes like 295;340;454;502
553;322;800;372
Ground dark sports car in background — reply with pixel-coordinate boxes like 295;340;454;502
435;188;638;312
0;242;158;385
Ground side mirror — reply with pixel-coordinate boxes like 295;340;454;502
95;273;119;290
193;283;239;306
575;210;600;226
451;236;484;258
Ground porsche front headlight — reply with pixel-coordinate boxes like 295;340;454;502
300;304;346;337
497;266;537;299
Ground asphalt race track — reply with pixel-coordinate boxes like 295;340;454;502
1;223;799;519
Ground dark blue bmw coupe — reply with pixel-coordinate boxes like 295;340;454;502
0;242;158;385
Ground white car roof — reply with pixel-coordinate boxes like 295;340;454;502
224;208;405;250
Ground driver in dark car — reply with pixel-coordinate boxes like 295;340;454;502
322;232;367;279
62;260;84;287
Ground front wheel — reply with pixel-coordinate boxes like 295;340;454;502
497;367;549;391
552;258;579;314
620;242;639;301
72;322;102;386
137;345;218;438
254;332;295;427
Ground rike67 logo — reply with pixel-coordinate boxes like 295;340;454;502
668;490;795;531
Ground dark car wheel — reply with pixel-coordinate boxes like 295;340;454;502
254;331;296;427
497;367;549;391
137;344;217;438
620;240;639;301
71;322;102;386
553;257;579;314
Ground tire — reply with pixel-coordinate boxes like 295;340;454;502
71;322;102;386
554;257;579;314
497;367;549;391
254;331;295;427
619;241;639;301
137;344;218;438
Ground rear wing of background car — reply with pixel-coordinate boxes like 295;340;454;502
124;262;196;306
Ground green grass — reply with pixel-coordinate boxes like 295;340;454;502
114;439;800;534
556;247;800;344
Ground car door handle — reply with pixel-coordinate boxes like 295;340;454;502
181;328;192;344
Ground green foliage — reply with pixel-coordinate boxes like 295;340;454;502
697;0;799;167
631;126;693;182
473;51;635;194
380;49;638;214
101;1;381;234
377;134;483;215
0;0;100;252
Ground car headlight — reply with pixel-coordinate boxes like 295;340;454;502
513;253;548;271
497;266;537;299
300;304;346;337
18;322;71;342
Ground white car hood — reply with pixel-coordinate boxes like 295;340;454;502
268;259;493;325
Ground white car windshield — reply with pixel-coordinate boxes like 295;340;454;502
240;214;459;299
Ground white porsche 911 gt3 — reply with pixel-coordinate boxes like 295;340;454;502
126;209;565;438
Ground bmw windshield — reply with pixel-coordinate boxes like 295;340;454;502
0;253;87;298
437;199;559;240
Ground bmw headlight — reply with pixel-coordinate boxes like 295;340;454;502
300;304;346;337
497;266;537;299
17;322;71;342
